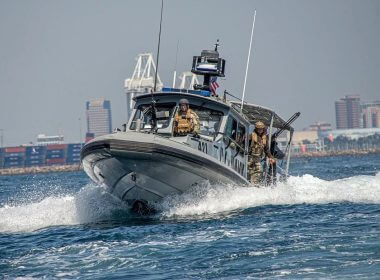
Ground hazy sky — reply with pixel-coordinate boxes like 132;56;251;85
1;0;379;146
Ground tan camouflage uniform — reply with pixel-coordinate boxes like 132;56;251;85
173;108;200;136
248;122;272;184
173;99;200;136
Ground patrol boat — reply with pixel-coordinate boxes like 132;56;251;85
81;46;299;211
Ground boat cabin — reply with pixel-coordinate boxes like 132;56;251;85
127;88;294;182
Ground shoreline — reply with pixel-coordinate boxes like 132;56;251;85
0;149;379;176
0;164;82;176
294;148;380;158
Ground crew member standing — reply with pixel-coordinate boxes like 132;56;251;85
173;99;200;136
248;121;275;184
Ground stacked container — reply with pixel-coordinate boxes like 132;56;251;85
46;144;67;165
0;148;3;168
25;146;47;166
3;147;26;168
66;143;82;164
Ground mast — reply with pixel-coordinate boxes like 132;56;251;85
172;40;179;88
241;10;257;111
154;0;164;92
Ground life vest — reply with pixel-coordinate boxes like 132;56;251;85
175;109;195;135
250;132;267;158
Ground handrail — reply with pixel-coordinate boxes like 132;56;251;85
223;134;249;155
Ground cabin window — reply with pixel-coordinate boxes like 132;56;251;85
190;106;223;136
225;116;238;141
237;123;246;149
225;117;247;150
130;103;176;131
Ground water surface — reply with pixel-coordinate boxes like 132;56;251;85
1;154;379;279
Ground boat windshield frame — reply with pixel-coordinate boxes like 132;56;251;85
129;102;177;132
128;93;231;137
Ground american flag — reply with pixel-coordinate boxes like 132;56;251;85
210;76;219;96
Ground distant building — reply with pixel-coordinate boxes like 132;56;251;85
320;127;380;140
335;95;361;129
292;131;319;145
361;101;380;128
307;122;332;132
86;99;112;138
85;132;95;143
36;134;64;146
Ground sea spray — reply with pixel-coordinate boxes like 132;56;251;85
1;172;379;232
159;172;380;217
0;184;128;233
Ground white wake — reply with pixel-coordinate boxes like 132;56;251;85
0;184;127;233
0;173;379;232
159;172;380;217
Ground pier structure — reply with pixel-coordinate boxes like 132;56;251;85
178;71;200;90
124;53;163;122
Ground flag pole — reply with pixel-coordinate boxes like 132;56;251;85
241;10;257;111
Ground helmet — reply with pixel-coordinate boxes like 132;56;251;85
179;98;189;105
255;121;265;129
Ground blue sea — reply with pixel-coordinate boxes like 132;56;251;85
1;154;380;279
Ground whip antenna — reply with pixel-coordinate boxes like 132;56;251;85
241;10;257;111
154;0;164;92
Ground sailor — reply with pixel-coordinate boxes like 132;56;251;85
173;99;200;136
248;121;275;185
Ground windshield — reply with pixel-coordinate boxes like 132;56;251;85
191;106;223;136
130;103;176;131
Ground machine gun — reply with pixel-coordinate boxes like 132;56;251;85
270;112;301;159
140;93;158;132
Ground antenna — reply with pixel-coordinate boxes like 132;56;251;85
154;0;164;92
172;40;179;88
214;39;220;51
241;10;257;110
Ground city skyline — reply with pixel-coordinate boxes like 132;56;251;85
335;95;361;129
1;0;379;146
86;98;112;138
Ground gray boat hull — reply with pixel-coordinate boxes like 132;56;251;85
81;132;248;205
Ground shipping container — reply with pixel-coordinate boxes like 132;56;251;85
26;146;47;155
67;152;80;157
4;155;24;161
47;144;67;150
68;143;82;149
46;151;65;159
67;156;80;161
3;161;24;168
25;154;45;161
5;147;26;153
46;149;66;154
67;149;81;154
46;150;66;157
69;147;82;151
46;149;65;155
46;158;66;165
25;159;45;166
66;159;80;164
25;158;45;164
67;151;81;155
46;154;65;160
67;152;81;158
4;152;25;158
68;148;81;153
25;160;45;165
3;157;24;167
